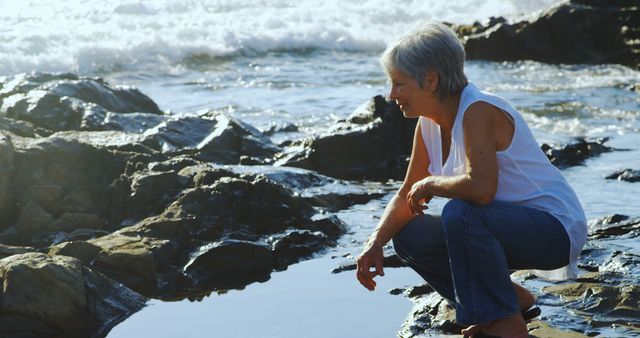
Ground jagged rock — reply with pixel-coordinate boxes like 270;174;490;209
48;240;103;265
88;233;176;297
81;110;166;133
589;216;640;239
541;138;613;169
0;73;162;131
526;321;590;338
163;176;317;240
0;252;145;337
141;111;280;164
0;244;35;259
0;133;14;226
183;240;274;291
543;275;640;329
16;201;56;234
269;230;336;270
606;168;640;182
454;0;640;70
0;116;45;137
278;95;416;181
126;170;187;218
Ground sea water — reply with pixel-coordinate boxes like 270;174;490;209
2;0;639;337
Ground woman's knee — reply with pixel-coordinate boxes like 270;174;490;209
392;215;443;259
392;217;421;258
441;199;474;234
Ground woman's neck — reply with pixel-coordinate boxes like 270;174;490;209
431;94;461;133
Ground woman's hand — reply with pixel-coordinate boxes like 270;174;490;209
406;177;434;215
356;238;385;291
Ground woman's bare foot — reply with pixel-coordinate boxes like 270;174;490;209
461;283;535;337
460;323;487;337
482;312;529;338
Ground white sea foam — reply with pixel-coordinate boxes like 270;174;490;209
0;0;560;75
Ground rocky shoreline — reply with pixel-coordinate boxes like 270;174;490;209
1;70;637;337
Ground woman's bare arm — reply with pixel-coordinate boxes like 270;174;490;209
407;102;504;211
356;121;430;290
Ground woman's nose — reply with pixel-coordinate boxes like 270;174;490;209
389;86;398;100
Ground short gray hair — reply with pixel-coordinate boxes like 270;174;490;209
381;22;468;100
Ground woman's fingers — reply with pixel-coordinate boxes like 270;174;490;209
406;189;428;215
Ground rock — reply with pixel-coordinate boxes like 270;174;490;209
16;201;56;235
7;133;160;243
0;116;45;137
0;244;35;259
48;213;107;232
48;240;103;265
0;133;15;225
278;95;416;181
126;169;187;218
606;168;640;182
0;252;145;337
541;138;613;169
81;110;166;133
183;239;274;291
269;230;336;270
163;176;316;240
0;73;162;131
543;278;640;329
89;233;175;296
397;291;461;336
589;216;640;239
454;0;640;70
261;122;300;135
141;111;279;164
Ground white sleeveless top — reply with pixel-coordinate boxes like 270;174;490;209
420;83;587;279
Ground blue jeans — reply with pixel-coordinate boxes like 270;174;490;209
392;199;570;325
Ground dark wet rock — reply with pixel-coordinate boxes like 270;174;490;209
0;244;35;259
183;240;273;291
126;169;187;218
541;138;613;169
0;73;162;131
181;164;389;211
141;111;280;164
163;176;317;240
605;168;640;182
588;216;640;239
148;157;200;173
331;254;405;274
0;252;145;337
454;0;640;70
262;122;300;135
397;291;461;336
0;116;47;137
88;233;176;297
82;110;166;133
270;230;336;270
278;95;416;181
48;240;103;265
0;133;14;226
7;135;132;242
543;274;640;329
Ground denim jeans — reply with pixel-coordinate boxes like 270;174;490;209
392;199;570;325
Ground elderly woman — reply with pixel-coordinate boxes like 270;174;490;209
356;22;587;338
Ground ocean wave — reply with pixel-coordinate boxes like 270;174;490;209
0;0;561;75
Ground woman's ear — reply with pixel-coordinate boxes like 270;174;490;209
424;71;439;94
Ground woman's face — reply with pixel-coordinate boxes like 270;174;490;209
388;68;435;118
